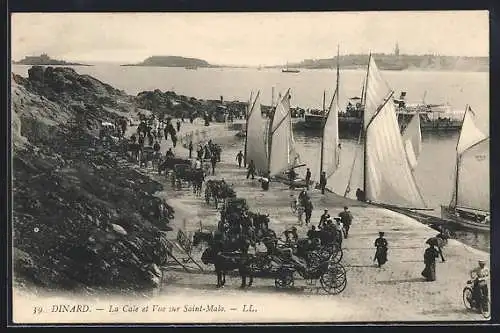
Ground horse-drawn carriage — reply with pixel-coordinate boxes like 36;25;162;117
171;164;205;194
205;180;237;208
196;195;347;294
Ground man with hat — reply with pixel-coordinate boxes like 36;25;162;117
338;206;353;238
470;259;489;307
374;231;388;268
319;209;330;230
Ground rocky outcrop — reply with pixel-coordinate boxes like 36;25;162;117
135;89;248;121
12;66;175;294
13;53;91;66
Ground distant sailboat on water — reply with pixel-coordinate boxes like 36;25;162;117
282;62;300;73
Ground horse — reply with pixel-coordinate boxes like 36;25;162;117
200;237;255;288
127;143;141;162
158;157;191;176
189;169;205;197
205;180;235;208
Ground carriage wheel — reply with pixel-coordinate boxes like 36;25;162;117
275;271;294;289
320;262;347;295
329;246;343;264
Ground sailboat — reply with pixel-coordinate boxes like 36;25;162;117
245;88;307;186
282;62;300;73
316;46;342;186
332;54;428;210
440;106;490;232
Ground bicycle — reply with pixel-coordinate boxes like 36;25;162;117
463;279;490;319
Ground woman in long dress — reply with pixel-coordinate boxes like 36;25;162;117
422;243;440;281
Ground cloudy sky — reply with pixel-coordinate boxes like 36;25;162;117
11;11;489;66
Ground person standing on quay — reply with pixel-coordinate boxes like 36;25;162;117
422;243;440;281
188;141;193;159
305;168;312;190
374;232;388;268
236;151;244;168
247;160;256;180
319;171;327;194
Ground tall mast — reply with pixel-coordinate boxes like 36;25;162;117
321;46;340;178
362;53;372;194
336;44;340;110
243;90;254;167
453;104;469;208
322;90;326;115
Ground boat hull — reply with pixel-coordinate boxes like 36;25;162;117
440;206;489;233
293;115;461;136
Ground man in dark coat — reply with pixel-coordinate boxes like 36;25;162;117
210;154;217;175
319;209;330;229
338;206;353;238
247;160;256;180
236;151;244;168
304;198;313;225
305;168;312;189
374;231;388;268
176;120;181;132
319;171;327;194
188;141;193;158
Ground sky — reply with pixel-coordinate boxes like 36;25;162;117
11;11;489;66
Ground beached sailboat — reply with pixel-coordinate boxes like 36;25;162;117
332;54;427;210
245;88;307;186
440;106;490;232
245;91;270;175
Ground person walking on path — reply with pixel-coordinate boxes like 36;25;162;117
305;168;311;189
304;198;313;226
374;232;388;268
210;153;217;175
338;206;353;238
188;141;193;159
319;171;327;194
422;243;440;281
236;151;244;168
247;160;256;180
176;120;181;133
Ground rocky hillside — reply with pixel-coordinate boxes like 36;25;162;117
12;66;175;295
135;89;248;120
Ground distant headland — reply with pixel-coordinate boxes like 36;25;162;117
121;56;215;68
13;54;92;66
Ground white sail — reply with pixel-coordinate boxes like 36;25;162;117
246;92;269;175
457;106;487;154
456;138;489;212
363;55;392;129
401;113;422;170
452;106;489;212
365;98;427;208
269;89;296;176
320;88;341;179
